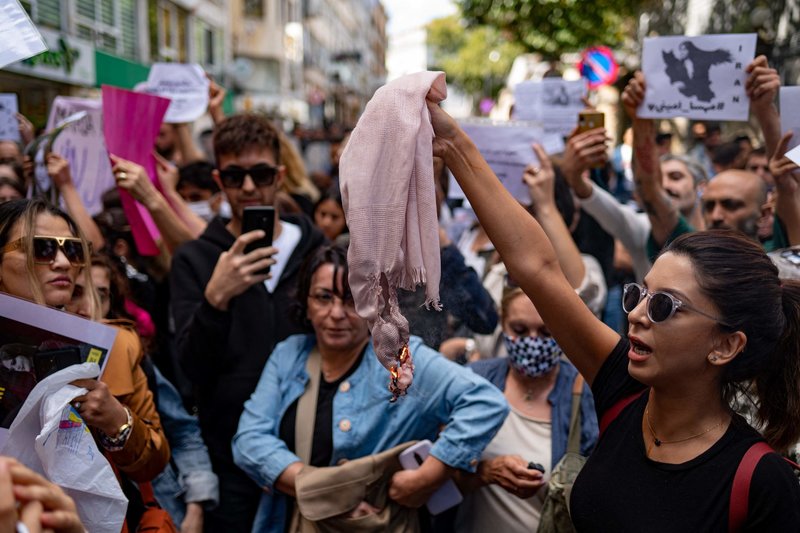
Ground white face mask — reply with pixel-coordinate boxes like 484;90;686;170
187;200;214;221
218;198;232;219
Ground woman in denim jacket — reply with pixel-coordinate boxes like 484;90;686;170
232;244;509;532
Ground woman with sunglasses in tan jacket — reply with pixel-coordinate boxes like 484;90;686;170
0;198;169;489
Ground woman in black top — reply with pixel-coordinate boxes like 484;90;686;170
425;101;800;531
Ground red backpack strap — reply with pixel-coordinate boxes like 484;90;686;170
599;389;647;437
728;441;773;532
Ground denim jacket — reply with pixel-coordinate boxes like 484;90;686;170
469;358;598;469
232;334;509;533
151;366;219;525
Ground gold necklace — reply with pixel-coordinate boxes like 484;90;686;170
645;405;725;449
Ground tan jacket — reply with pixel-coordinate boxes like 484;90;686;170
100;322;170;482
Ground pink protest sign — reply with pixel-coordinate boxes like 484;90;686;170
101;85;170;256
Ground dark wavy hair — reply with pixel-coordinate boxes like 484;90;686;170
213;114;281;166
665;230;800;451
291;244;351;331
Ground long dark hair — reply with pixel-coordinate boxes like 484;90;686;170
666;230;800;451
291;244;351;331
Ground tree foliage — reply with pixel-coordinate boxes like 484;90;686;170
455;0;647;58
427;15;525;98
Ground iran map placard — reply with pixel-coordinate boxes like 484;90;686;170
639;34;757;121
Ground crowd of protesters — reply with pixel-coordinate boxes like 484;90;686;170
0;42;798;533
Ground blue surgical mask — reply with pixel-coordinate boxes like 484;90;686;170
503;334;562;377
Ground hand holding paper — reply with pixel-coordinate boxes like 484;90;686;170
523;144;556;211
110;154;163;210
45;153;72;189
745;56;780;111
622;71;646;120
772;132;800;192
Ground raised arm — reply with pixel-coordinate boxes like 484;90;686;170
153;153;207;239
428;101;619;385
173;123;206;166
622;72;680;247
746;56;781;158
46;153;105;251
524;143;585;288
769;132;800;246
109;154;195;253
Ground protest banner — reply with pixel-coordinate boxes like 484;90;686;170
0;94;19;142
459;119;565;204
513;79;587;135
780;87;800;153
0;293;117;433
639;34;757;121
0;0;46;69
139;63;209;123
46;97;115;215
102;85;170;256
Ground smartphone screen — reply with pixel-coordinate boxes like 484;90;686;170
241;206;275;275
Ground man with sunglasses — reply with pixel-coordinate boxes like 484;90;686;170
170;114;326;531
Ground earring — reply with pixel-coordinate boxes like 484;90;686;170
709;355;718;362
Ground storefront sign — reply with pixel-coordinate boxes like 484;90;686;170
5;28;95;86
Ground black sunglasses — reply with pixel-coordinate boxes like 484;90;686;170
3;236;86;266
219;164;278;189
622;283;730;327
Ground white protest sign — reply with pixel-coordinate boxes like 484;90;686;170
0;0;46;69
639;34;756;121
513;79;587;135
785;145;800;168
0;94;19;142
460;120;562;204
141;63;209;123
46;97;115;215
780;87;800;153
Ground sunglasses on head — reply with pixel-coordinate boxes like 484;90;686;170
219;164;278;189
2;236;86;267
622;283;730;327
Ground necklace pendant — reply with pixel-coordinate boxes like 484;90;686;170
654;438;662;447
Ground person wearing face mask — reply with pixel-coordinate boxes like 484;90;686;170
177;161;230;222
453;287;598;533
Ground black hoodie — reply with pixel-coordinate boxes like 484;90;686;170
170;214;326;466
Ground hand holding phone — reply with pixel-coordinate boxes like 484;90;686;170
241;206;275;275
398;440;463;514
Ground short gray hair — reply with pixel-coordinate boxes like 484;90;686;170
660;154;708;186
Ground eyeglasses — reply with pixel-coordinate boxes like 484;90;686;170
622;283;731;327
308;290;357;312
2;236;86;266
219;164;278;189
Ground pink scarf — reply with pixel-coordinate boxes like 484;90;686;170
340;71;447;400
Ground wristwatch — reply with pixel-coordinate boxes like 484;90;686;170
100;406;133;451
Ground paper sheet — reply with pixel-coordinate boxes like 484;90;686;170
140;63;209;123
514;79;587;135
102;85;170;256
46;97;115;215
780;86;800;152
0;94;19;142
460;119;564;204
0;0;46;69
639;33;757;121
